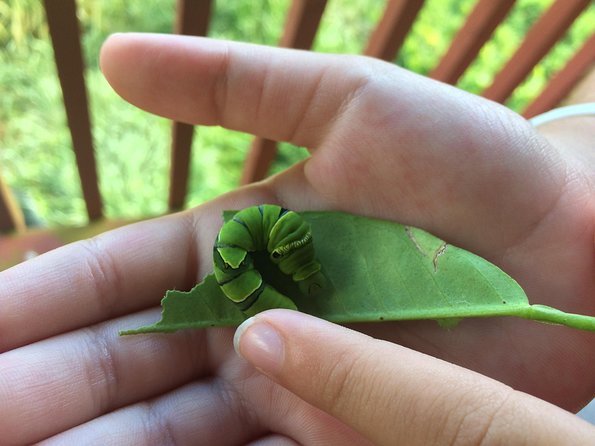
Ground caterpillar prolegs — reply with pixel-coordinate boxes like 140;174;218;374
213;205;328;316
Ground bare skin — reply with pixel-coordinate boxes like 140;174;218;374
0;33;593;445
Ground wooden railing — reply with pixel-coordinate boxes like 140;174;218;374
1;0;594;235
168;0;213;211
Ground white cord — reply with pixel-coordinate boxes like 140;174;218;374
529;102;595;127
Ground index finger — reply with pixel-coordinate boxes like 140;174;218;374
235;310;595;445
99;33;374;148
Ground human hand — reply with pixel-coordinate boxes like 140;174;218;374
1;33;593;444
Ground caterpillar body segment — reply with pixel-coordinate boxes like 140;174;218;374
213;204;327;316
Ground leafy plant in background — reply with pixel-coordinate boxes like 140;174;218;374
0;0;593;227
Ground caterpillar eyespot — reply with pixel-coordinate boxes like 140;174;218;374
213;204;328;316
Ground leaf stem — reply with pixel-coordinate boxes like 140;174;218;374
517;305;595;331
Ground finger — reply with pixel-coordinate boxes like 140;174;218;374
100;33;365;148
224;363;374;446
235;310;595;445
31;336;369;446
38;381;265;446
0;215;191;352
0;186;278;352
99;34;578;274
0;309;228;445
38;386;363;446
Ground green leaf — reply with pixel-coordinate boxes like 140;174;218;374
121;211;595;335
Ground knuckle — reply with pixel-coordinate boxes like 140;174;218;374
215;377;260;427
439;386;522;446
284;64;329;144
80;324;121;414
475;390;528;446
77;236;122;318
317;345;376;416
141;401;177;446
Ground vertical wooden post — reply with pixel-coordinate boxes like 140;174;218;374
524;34;595;117
43;0;103;221
430;0;515;85
482;0;591;103
240;0;327;185
364;0;425;61
168;0;212;211
0;175;25;233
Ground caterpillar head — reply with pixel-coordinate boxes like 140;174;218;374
270;247;286;262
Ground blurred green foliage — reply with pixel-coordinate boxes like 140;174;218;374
0;0;593;227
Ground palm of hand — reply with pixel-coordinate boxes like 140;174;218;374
294;64;595;407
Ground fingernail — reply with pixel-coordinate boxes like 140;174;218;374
234;317;284;375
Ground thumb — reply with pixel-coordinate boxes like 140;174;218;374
234;310;594;445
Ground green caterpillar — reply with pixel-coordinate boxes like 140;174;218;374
213;204;328;316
